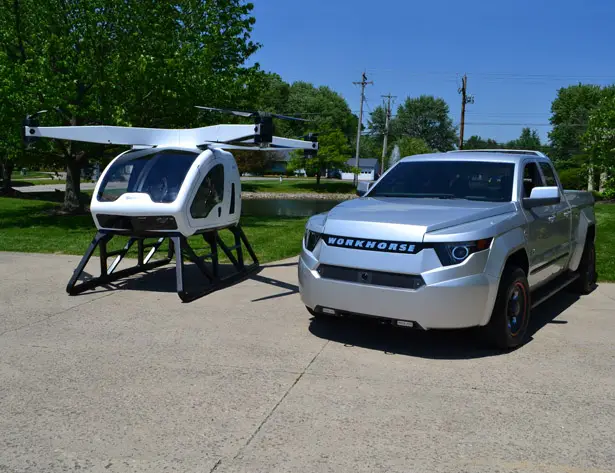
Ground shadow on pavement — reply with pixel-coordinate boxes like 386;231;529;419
526;288;583;338
308;288;584;360
70;261;300;302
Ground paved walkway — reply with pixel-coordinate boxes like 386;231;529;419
1;252;614;472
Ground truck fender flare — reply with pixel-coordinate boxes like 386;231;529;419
479;227;528;326
568;212;595;272
485;227;528;280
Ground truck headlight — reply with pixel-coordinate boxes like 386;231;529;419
434;238;492;266
304;229;321;252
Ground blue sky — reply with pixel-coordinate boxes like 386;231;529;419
248;0;615;144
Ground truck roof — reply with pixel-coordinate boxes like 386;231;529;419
400;149;551;164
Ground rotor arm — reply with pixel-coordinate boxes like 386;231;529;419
23;124;257;148
213;135;318;156
23;121;317;154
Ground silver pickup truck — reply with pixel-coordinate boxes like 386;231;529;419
298;150;596;349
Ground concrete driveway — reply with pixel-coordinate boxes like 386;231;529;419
1;252;614;473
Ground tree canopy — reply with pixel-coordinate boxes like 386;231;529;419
549;84;603;167
288;130;352;183
507;128;542;150
584;88;615;176
463;136;502;150
396;137;431;158
0;0;261;209
393;96;458;152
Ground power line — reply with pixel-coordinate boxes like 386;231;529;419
461;122;588;127
362;69;615;80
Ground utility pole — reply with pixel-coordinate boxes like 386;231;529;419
380;93;395;175
458;74;474;149
353;71;372;185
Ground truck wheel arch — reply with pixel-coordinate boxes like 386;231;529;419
503;249;530;276
484;227;528;280
480;229;529;327
480;246;530;328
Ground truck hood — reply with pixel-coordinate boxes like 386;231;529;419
320;197;516;242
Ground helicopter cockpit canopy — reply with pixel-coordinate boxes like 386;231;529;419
97;148;199;204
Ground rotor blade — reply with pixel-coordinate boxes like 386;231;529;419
195;106;255;118
270;113;310;122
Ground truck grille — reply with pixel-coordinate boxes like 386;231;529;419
317;265;425;290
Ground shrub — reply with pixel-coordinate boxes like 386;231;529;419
558;168;587;190
592;191;604;201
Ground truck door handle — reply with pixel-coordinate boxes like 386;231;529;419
548;215;557;223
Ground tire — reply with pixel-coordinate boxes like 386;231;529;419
306;306;326;318
484;266;531;350
570;237;596;295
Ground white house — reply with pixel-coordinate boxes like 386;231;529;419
340;158;379;181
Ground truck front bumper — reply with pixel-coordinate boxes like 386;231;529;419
298;251;501;330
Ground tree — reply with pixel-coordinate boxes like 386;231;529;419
350;133;383;170
549;84;603;167
367;105;387;143
584;88;615;194
463;135;502;150
249;72;291;116
233;150;277;175
393;95;457;151
366;105;398;170
0;0;45;194
288;129;352;184
282;82;357;140
8;0;260;212
396;137;431;158
507;128;542;150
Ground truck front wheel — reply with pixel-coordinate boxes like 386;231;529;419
484;266;531;350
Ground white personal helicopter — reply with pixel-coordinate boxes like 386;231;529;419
23;107;318;301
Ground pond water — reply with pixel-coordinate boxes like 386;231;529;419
241;199;343;217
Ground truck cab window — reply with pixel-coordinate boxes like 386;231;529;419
190;164;225;219
522;162;544;198
539;162;558;187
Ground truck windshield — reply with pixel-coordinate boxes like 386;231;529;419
369;160;515;202
97;149;199;203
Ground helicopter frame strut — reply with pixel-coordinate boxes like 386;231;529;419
66;224;259;302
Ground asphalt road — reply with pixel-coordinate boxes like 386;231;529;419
1;252;614;472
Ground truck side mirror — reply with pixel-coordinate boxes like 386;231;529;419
356;181;371;196
522;186;560;209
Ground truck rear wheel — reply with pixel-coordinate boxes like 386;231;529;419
570;238;596;295
484;266;531;350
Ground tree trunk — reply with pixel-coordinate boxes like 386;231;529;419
599;170;608;193
64;160;83;212
316;169;321;185
588;163;594;192
2;162;14;192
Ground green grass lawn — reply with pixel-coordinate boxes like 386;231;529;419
8;178;352;192
1;195;614;280
0;196;307;264
241;179;355;194
14;171;56;179
10;179;67;186
595;204;615;281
